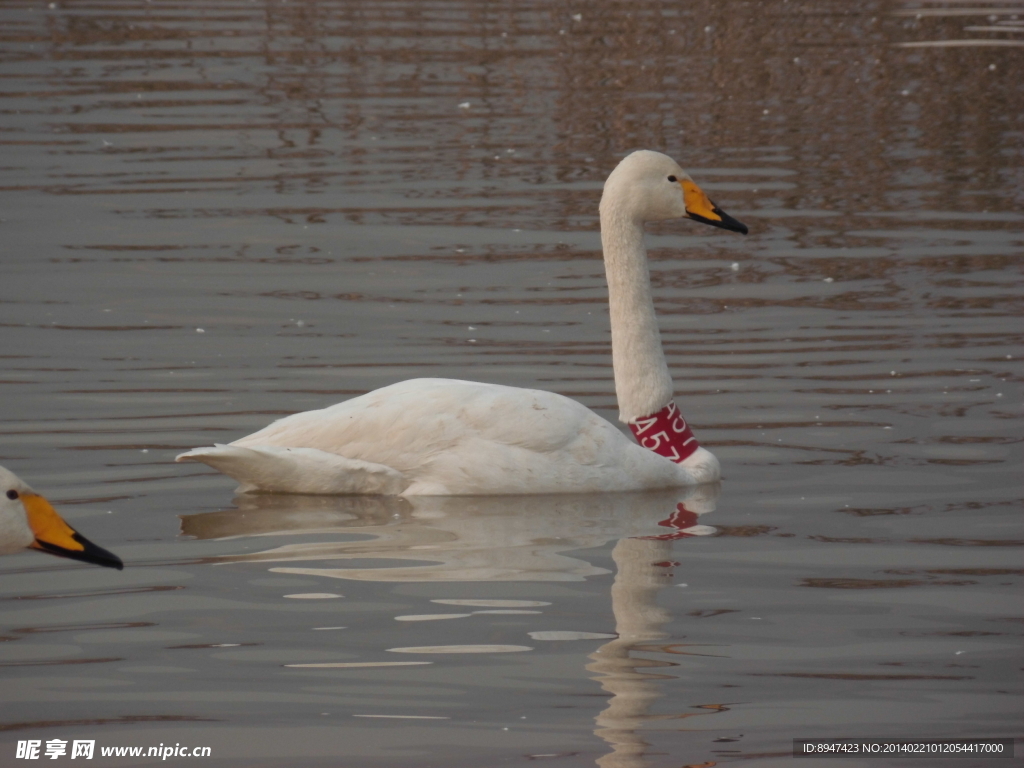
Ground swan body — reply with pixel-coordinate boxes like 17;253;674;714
178;150;747;495
179;379;718;495
0;465;123;569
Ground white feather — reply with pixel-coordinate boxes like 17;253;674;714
0;467;35;555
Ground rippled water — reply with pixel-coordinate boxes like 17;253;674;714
1;1;1021;766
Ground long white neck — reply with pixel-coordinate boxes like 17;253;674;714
600;207;674;424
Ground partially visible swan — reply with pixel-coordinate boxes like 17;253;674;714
177;150;747;495
0;465;123;569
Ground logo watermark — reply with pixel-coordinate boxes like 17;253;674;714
16;740;211;760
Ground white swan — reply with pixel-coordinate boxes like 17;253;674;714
0;465;123;569
177;150;747;495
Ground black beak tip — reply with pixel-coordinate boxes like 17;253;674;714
713;207;749;235
79;539;124;570
687;206;749;236
36;535;124;570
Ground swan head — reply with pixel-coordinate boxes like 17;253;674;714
600;150;748;234
0;465;124;569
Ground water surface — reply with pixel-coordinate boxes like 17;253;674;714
0;0;1021;766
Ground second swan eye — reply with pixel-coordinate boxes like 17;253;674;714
6;490;18;500
667;175;677;182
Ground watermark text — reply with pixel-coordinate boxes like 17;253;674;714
16;740;211;760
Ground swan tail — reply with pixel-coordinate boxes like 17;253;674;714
175;444;409;495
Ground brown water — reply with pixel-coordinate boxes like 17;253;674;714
1;0;1022;766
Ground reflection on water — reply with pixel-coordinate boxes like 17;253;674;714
589;537;717;768
181;488;718;766
183;487;717;582
0;0;1021;764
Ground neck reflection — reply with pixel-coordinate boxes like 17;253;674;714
180;484;722;766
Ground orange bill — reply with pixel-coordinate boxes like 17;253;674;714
681;180;748;234
24;493;124;570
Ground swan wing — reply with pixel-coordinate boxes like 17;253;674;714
180;379;695;494
230;379;589;456
176;444;408;495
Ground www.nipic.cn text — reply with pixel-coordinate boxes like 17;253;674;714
16;740;212;760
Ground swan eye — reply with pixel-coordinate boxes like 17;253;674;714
667;175;677;182
6;490;18;500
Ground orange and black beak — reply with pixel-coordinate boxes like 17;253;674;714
24;493;123;570
682;179;748;235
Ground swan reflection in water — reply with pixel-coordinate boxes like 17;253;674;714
181;484;724;767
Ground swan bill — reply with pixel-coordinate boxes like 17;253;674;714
681;180;749;235
23;493;124;570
